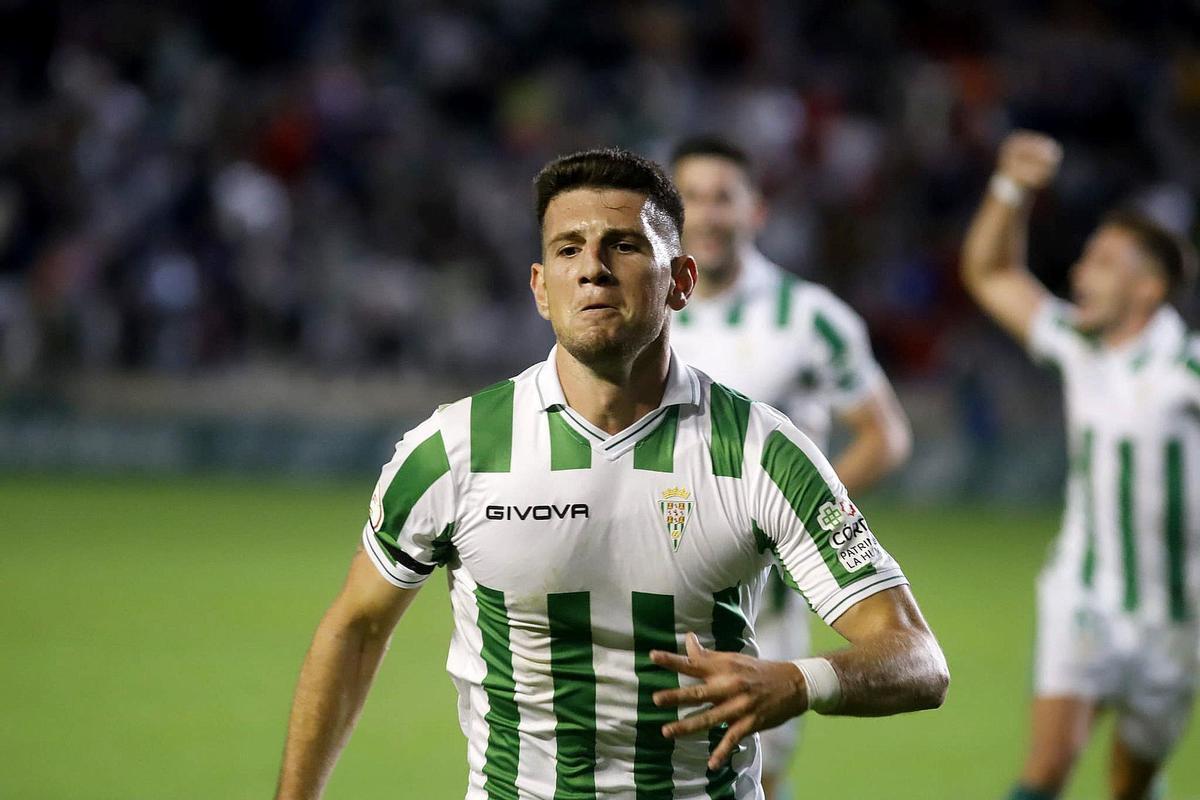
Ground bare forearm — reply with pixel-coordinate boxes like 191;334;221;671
833;431;893;494
275;615;392;800
834;386;912;495
961;192;1031;289
824;629;948;717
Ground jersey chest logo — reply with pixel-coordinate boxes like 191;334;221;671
658;486;693;552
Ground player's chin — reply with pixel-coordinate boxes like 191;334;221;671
561;327;629;361
1072;306;1106;334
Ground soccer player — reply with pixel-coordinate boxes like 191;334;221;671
275;148;949;800
669;136;913;800
961;131;1200;800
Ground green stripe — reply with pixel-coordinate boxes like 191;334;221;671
1185;357;1200;379
1165;440;1189;621
761;430;875;587
1118;440;1139;611
634;407;680;472
632;591;678;799
548;592;598;799
471;380;515;473
726;297;744;326
709;383;752;478
677;309;692;326
549;410;592;471
1078;429;1096;587
775;275;795;327
751;520;809;612
430;522;458;567
375;431;451;562
813;312;846;365
475;584;520;799
707;587;749;800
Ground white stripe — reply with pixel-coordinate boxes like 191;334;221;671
817;570;910;624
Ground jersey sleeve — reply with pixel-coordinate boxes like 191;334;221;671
749;412;908;624
808;288;885;412
1027;297;1082;369
361;411;459;588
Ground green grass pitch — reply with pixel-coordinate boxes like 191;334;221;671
2;475;1196;799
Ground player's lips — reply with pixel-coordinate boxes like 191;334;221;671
579;302;619;312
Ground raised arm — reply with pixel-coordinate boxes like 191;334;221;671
961;131;1063;345
648;586;947;766
275;548;420;800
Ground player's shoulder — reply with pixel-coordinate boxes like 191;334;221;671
1176;330;1200;382
691;365;801;427
780;276;868;337
393;362;541;464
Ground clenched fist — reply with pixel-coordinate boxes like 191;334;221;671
997;131;1063;191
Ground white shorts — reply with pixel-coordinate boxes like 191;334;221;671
755;571;812;774
1034;572;1199;760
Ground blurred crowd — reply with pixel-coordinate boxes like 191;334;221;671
1;0;1199;392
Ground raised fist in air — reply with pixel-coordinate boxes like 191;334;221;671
997;131;1063;191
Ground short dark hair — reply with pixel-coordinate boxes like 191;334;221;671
534;148;684;239
1102;209;1198;297
670;135;754;181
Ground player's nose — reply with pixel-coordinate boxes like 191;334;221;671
577;242;616;285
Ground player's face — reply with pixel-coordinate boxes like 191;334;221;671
674;156;762;277
1069;225;1163;333
532;188;694;367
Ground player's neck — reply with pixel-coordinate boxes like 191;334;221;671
692;250;749;299
554;335;671;435
1100;307;1158;349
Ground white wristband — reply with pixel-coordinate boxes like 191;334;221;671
988;173;1027;207
791;657;842;714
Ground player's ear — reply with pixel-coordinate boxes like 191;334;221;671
1139;271;1168;310
530;262;551;320
667;255;696;311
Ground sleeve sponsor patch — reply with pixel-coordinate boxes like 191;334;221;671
818;499;880;573
368;489;384;533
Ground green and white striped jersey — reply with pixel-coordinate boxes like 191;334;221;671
362;347;908;799
1031;300;1200;626
671;249;885;451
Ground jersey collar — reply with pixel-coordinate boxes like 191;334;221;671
534;345;701;412
1116;305;1186;367
687;246;781;312
533;345;701;460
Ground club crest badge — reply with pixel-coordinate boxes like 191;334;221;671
658;487;693;552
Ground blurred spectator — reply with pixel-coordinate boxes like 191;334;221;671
0;0;1195;399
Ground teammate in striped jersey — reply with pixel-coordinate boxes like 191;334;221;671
961;131;1200;800
276;148;949;800
669;136;913;800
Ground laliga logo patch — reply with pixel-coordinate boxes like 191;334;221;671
658;486;693;552
816;501;846;532
369;490;384;532
820;498;878;573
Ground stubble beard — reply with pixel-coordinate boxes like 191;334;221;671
556;311;665;376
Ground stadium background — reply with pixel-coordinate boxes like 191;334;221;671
2;1;1199;797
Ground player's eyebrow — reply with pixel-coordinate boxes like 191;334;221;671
602;227;650;245
545;229;586;249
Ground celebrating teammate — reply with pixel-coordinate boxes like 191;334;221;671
275;148;948;800
670;136;913;800
961;131;1200;800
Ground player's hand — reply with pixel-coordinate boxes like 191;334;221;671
997;130;1063;190
649;632;809;769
